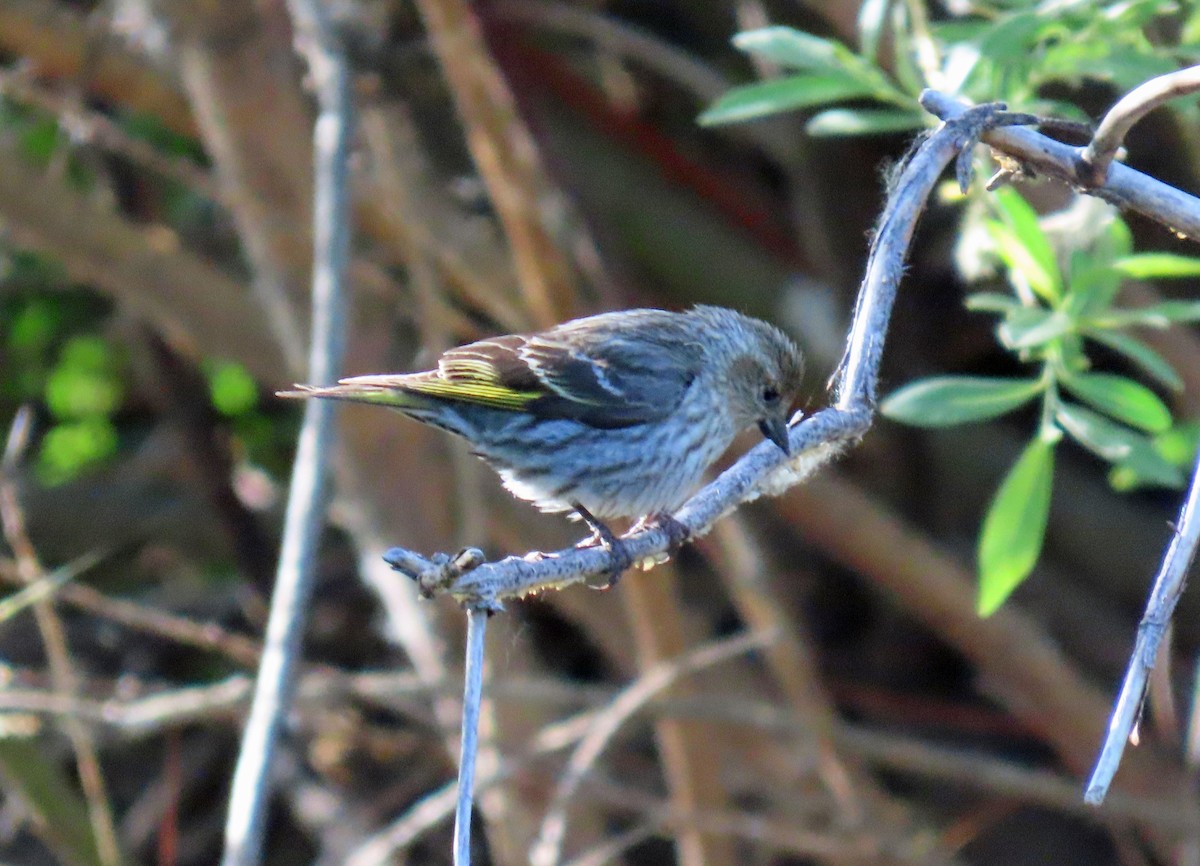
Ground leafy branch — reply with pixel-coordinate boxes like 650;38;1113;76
882;190;1200;613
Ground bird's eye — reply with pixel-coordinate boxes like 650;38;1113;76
762;386;781;405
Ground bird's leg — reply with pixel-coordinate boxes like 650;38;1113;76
630;512;691;557
572;502;632;588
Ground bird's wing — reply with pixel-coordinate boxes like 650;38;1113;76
372;319;697;427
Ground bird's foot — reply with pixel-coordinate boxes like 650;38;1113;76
631;512;691;555
572;503;632;589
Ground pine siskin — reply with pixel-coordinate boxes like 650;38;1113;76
280;306;803;579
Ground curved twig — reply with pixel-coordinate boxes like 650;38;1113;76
384;100;1025;607
1079;64;1200;186
921;90;1200;239
919;79;1200;805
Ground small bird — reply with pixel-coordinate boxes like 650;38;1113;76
280;305;803;582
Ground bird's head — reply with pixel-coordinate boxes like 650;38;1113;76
716;314;804;456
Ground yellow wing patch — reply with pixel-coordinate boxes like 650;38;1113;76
404;377;541;411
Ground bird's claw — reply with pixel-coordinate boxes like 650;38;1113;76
632;512;691;556
576;523;632;589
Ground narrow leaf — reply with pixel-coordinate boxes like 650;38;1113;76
1154;422;1200;467
1061;372;1172;433
732;28;847;71
0;736;105;866
698;75;874;125
997;308;1072;349
984;220;1062;304
978;438;1055;617
881;376;1043;427
965;292;1021;314
1066;252;1122;315
1144;300;1200;323
1113;253;1200;279
857;0;891;63
805;107;926;136
1084;329;1183;392
1055;402;1142;461
730;30;906;105
1089;301;1200;328
991;187;1062;301
1109;440;1187;491
1103;215;1134;259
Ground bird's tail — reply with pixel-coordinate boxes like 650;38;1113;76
276;375;429;410
278;374;485;441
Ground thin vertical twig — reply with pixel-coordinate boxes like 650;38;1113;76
218;2;351;864
1079;65;1200;185
1085;446;1200;804
454;606;491;866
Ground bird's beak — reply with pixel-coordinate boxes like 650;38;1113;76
758;415;791;456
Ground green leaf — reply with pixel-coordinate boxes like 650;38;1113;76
1143;300;1200;323
1109;440;1187;491
1154;422;1200;468
1100;215;1134;261
1066;252;1122;316
1112;253;1200;278
1054;402;1143;461
880;376;1043;427
805;107;926;136
964;292;1022;314
1083;329;1183;392
1061;372;1172;432
0;736;106;866
857;0;891;63
37;417;119;485
44;367;122;419
19;117;61;163
732;29;913;106
698;75;875;125
997;308;1072;350
978;438;1055;617
988;188;1062;302
975;12;1047;63
205;360;259;416
984;221;1062;304
733;27;856;73
889;3;926;96
1090;301;1200;328
1066;51;1181;94
44;335;124;420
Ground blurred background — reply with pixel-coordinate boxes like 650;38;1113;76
1;1;1200;864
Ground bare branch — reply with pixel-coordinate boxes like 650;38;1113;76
1085;446;1200;804
454;607;490;866
1080;64;1200;185
385;101;1026;607
919;77;1200;806
920;90;1200;239
218;2;351;864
